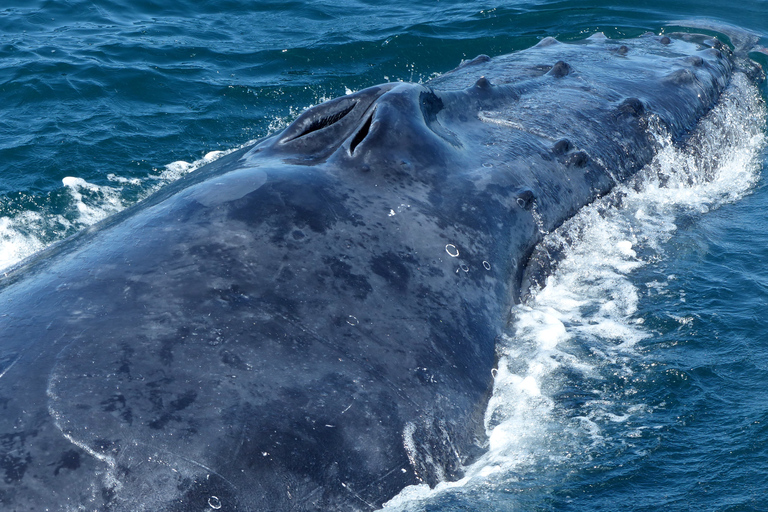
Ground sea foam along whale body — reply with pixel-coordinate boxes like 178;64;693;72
0;32;747;511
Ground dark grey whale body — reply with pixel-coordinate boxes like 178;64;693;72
0;32;746;510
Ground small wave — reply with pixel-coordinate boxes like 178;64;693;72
0;148;239;273
0;84;350;274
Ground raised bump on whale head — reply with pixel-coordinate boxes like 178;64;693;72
548;61;571;77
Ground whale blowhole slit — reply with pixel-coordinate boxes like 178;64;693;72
299;103;356;137
291;102;357;140
350;110;375;155
420;91;445;121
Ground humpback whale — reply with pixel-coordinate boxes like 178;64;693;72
0;31;757;510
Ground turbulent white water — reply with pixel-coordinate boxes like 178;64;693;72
384;71;766;510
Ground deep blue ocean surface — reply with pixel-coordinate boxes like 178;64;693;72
2;1;768;510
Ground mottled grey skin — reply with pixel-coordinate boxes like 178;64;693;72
0;33;736;511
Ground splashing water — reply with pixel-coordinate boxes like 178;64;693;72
384;71;766;510
0;96;336;274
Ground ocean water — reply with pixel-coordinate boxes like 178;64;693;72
2;1;768;511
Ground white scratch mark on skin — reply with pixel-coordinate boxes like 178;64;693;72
341;481;377;509
228;420;248;462
48;405;118;467
368;464;408;486
478;111;555;140
162;446;239;490
46;402;122;495
318;190;340;222
0;355;19;380
125;438;241;492
46;363;122;498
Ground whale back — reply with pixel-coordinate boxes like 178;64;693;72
0;33;744;511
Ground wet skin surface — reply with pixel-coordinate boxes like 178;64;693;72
0;33;738;511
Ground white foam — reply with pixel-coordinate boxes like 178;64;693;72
62;176;126;225
0;212;47;271
0;88;351;274
384;71;766;509
481;69;765;478
155;150;231;183
0;148;245;273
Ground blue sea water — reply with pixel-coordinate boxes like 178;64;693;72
2;0;768;510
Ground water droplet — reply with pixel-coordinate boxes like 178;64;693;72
483;261;491;270
346;315;359;326
208;496;222;509
445;244;459;257
460;264;469;272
